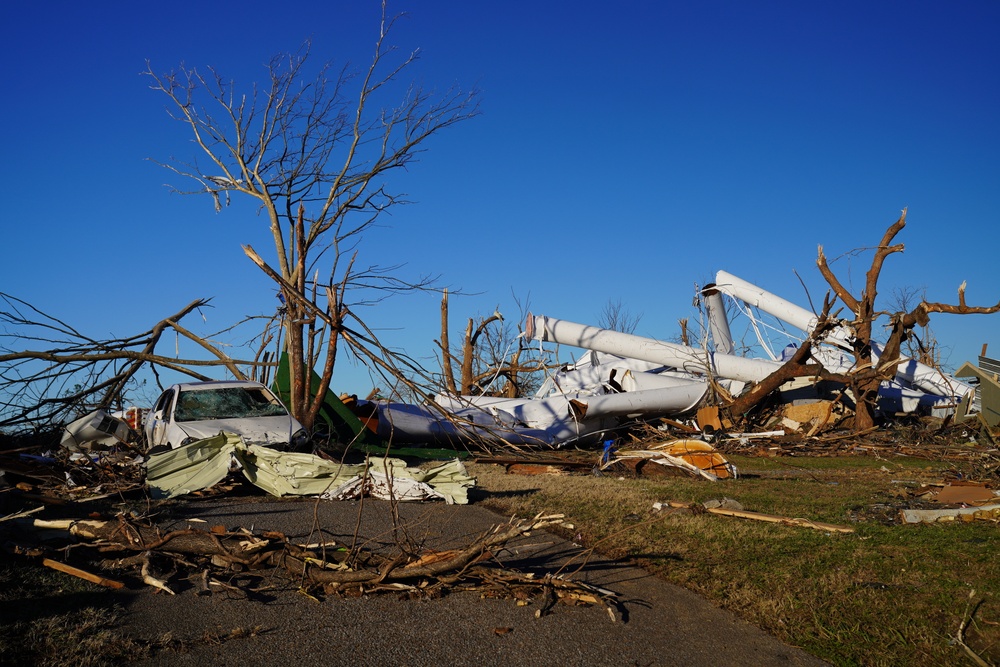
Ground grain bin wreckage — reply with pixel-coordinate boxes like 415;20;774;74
372;270;975;448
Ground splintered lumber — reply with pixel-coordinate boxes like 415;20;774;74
707;507;854;533
665;501;854;533
475;457;593;469
42;558;124;589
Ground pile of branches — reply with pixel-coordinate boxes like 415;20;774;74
0;444;147;504
6;511;624;622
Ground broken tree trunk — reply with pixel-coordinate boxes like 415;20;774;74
724;296;838;419
817;209;1000;430
439;289;458;394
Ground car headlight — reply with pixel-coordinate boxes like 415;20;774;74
290;428;309;450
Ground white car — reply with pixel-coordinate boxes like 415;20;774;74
144;380;308;451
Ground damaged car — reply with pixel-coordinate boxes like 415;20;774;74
143;381;308;451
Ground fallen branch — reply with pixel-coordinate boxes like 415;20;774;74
290;514;570;585
140;551;175;595
660;501;855;533
24;511;620;620
953;591;994;667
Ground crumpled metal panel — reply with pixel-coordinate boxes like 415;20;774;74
146;434;474;503
146;432;241;499
60;410;132;452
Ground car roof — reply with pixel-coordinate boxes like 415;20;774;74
172;381;269;391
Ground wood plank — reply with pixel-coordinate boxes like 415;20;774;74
42;558;125;589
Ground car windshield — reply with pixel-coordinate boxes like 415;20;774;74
173;387;289;422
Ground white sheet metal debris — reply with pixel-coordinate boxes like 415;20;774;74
345;271;983;450
60;410;132;452
145;432;474;503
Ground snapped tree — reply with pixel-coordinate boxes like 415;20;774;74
725;210;999;430
145;5;480;430
437;291;548;398
817;209;1000;429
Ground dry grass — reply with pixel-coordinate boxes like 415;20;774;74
0;562;267;665
0;565;152;666
470;454;1000;667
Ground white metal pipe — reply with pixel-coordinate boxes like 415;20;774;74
872;343;974;398
526;314;783;383
534;354;701;396
701;284;734;355
713;270;821;335
556;384;708;420
716;270;972;398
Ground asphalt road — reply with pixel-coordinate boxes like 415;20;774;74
115;497;827;667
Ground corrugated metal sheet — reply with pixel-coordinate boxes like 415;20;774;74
974;355;1000;414
980;355;1000;375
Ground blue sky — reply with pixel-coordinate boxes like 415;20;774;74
2;1;998;402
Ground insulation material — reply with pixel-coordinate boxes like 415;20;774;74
606;439;736;481
323;459;474;504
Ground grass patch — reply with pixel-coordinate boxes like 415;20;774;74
0;560;266;665
471;454;1000;666
0;563;152;667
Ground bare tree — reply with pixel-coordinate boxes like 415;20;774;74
145;5;480;430
723;211;999;429
0;296;248;429
726;296;839;418
597;298;642;334
817;209;1000;429
437;291;548;398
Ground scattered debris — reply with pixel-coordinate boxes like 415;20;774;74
956;354;1000;428
899;504;1000;525
501;463;571;476
930;482;997;506
604;439;736;481
60;410;133;453
346;256;993;452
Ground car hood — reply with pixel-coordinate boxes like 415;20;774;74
176;416;299;447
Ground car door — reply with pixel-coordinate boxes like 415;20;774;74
146;388;176;448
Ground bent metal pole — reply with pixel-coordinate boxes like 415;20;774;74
701;283;734;355
525;314;782;384
713;270;970;399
